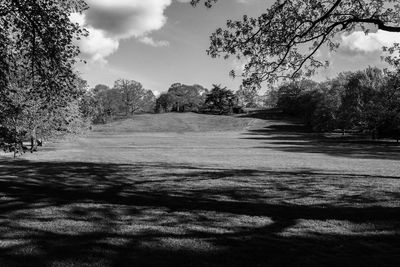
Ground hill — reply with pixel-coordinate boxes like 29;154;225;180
94;112;254;133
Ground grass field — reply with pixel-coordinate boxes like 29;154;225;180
1;111;400;266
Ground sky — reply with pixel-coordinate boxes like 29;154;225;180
73;0;400;95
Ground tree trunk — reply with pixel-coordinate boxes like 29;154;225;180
30;128;37;152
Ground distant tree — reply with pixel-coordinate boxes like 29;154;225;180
192;0;400;86
155;83;208;113
168;83;207;112
263;87;279;108
114;79;155;115
141;90;157;113
86;84;119;122
92;84;110;94
335;68;385;136
236;86;259;108
274;67;400;139
155;93;175;113
276;79;318;116
276;79;341;131
361;68;400;139
204;84;237;114
310;82;342;132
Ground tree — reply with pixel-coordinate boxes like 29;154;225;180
96;86;120;120
192;0;400;86
155;93;175;113
155;83;208;113
113;79;155;115
204;84;237;114
0;0;88;155
0;70;90;155
310;82;342;132
236;85;259;108
361;68;400;139
273;67;400;139
168;83;207;112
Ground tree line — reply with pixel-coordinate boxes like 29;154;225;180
155;83;261;115
273;67;400;141
81;79;156;124
83;82;263;124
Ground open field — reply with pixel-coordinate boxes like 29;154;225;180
1;112;400;266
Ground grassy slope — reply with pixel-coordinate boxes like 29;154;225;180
94;112;254;133
0;112;399;267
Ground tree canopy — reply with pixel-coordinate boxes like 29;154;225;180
0;0;88;155
274;67;400;139
81;80;156;124
156;83;208;113
192;0;400;86
204;84;237;114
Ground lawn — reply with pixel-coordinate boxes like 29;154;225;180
0;112;399;266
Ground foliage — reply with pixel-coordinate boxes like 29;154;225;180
155;93;175;113
155;83;208;113
236;86;260;108
204;84;238;114
275;67;400;140
82;80;156;124
192;0;400;87
263;88;280;108
0;0;88;155
114;79;155;116
0;72;90;155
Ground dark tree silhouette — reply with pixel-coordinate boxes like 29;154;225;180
205;84;237;114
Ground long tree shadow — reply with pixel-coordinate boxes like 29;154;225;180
0;159;399;266
240;110;400;160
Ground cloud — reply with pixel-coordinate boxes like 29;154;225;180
139;36;170;47
71;0;177;62
84;0;171;39
236;0;251;3
341;30;400;53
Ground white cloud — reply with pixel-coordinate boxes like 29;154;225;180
341;30;400;53
79;27;120;64
236;0;257;4
139;36;170;47
71;0;178;62
84;0;171;39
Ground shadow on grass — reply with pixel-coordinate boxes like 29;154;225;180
0;159;399;266
240;110;400;160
